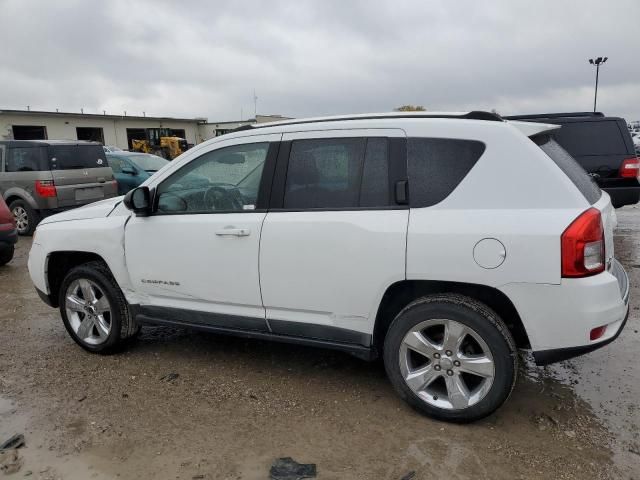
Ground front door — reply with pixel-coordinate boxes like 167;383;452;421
124;134;280;326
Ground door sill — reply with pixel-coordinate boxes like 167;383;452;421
132;306;376;361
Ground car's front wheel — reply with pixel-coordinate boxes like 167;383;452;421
383;294;517;423
59;261;138;353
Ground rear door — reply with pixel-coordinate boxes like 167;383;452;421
47;144;117;206
259;129;408;344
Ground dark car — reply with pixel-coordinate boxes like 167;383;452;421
505;112;640;208
0;140;118;235
106;152;169;195
0;195;17;266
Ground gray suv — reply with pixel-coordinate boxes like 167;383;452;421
0;140;118;235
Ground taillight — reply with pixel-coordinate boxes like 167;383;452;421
619;157;640;178
35;180;57;198
561;208;605;278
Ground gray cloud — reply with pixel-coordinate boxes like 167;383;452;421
1;0;639;122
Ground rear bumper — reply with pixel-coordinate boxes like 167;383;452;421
500;259;630;365
603;185;640;207
533;308;628;365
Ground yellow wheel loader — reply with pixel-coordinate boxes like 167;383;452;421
131;128;189;160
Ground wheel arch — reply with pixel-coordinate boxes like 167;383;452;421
46;251;111;308
3;189;38;210
373;280;530;353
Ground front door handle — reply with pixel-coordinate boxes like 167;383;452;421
215;228;250;237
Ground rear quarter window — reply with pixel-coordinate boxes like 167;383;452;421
5;147;46;172
408;138;486;207
551;121;628;156
534;135;602;204
48;145;107;170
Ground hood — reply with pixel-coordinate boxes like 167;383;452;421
39;196;124;225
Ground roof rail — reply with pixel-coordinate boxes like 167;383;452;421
504;112;605;120
241;111;503;131
229;124;254;133
462;111;503;121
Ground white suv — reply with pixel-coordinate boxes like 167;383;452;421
28;112;630;422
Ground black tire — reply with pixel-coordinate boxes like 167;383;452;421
383;294;517;423
0;245;14;266
58;261;138;354
9;199;39;236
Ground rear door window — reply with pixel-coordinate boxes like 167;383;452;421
408;138;486;207
5;147;45;172
534;135;602;204
283;137;390;209
48;145;107;170
552;121;627;156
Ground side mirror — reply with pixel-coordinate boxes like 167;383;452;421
123;186;152;216
122;167;136;175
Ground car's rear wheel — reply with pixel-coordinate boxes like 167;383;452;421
59;261;137;353
9;200;39;236
383;294;517;423
0;245;14;266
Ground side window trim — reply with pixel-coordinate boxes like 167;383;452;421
269;136;408;212
150;140;280;215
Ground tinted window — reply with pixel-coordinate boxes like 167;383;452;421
360;138;390;207
157;142;268;213
535;135;602;204
408;138;485;207
284;138;366;209
283;137;390;209
6;147;44;172
49;145;107;170
552;121;627;156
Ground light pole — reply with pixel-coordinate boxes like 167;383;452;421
589;56;608;112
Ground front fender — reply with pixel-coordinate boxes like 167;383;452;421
32;216;137;299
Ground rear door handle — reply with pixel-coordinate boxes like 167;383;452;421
215;228;251;237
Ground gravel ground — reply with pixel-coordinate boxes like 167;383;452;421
0;206;639;480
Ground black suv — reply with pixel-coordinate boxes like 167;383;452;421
505;112;640;208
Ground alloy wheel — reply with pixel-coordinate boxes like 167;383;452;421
65;279;112;345
399;318;495;410
12;206;29;233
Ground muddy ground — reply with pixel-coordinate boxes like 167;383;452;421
1;206;639;480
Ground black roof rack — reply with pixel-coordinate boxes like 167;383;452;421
239;111;502;131
504;112;605;120
229;124;254;133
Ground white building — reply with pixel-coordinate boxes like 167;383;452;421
197;114;292;140
0;109;291;149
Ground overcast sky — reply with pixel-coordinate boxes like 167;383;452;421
1;0;639;122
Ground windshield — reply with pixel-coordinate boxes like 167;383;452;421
126;154;169;172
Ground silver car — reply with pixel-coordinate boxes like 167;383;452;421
0;140;118;235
